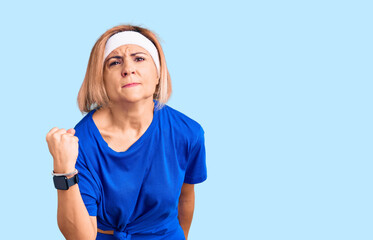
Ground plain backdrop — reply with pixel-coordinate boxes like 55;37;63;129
0;0;372;239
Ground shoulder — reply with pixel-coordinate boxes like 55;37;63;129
73;110;97;151
160;104;205;145
162;104;203;130
73;111;92;137
72;110;99;168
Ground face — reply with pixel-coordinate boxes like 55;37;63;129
103;44;159;105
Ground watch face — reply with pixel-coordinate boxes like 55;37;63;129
53;176;68;190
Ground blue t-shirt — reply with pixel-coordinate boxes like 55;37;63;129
73;100;207;240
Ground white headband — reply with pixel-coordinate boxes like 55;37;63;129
104;31;160;76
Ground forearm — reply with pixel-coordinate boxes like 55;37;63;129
57;183;96;240
178;197;195;240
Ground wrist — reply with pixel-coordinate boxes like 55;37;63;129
52;168;78;177
53;165;75;174
66;174;77;179
52;171;79;190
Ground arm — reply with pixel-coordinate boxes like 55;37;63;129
57;179;97;240
47;127;97;240
178;183;195;240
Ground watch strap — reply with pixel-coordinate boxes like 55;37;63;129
67;174;79;188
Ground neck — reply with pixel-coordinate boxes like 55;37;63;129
106;98;155;134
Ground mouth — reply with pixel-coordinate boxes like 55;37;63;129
122;83;141;88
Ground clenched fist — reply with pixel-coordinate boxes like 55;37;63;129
46;127;79;174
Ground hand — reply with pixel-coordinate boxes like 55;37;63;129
46;127;79;173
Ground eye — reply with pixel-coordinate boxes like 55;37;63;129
109;61;121;66
135;57;145;62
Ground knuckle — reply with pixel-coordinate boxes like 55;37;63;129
46;128;56;138
61;134;69;139
51;134;59;141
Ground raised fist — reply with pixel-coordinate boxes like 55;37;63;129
46;127;79;173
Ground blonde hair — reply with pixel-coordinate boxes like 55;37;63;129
77;24;172;114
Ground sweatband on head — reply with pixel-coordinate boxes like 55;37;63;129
104;31;160;76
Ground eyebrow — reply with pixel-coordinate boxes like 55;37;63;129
107;52;148;62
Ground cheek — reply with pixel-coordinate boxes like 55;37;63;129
103;75;119;95
103;70;119;84
143;68;159;84
144;74;159;89
141;62;158;77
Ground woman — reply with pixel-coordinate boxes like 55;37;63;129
46;24;207;240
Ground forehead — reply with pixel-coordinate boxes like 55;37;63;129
109;44;150;56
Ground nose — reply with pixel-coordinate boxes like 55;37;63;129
121;59;136;78
121;69;135;77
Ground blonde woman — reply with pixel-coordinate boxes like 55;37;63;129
46;24;207;240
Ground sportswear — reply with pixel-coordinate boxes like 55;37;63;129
73;99;207;240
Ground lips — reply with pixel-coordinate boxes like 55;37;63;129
122;83;140;88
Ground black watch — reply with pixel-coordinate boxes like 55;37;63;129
53;174;79;190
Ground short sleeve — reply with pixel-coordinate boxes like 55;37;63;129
75;152;100;216
184;126;207;184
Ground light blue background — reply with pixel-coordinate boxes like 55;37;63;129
0;0;371;239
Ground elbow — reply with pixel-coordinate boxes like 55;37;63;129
57;217;97;240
